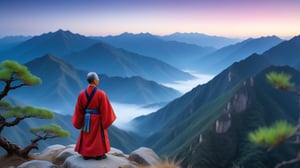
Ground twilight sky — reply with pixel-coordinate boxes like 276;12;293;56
1;0;300;38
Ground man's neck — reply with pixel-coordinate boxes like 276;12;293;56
89;84;97;87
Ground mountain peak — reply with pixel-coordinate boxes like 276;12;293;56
1;30;98;63
161;32;241;49
289;34;300;42
55;29;70;33
255;35;282;41
118;32;156;39
27;53;68;69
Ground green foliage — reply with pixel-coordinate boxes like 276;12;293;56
249;120;296;147
266;72;294;90
0;60;41;85
0;61;70;157
30;124;69;137
1;102;54;119
0;101;11;108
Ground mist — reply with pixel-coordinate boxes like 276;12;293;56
162;71;214;93
111;102;160;129
112;72;214;130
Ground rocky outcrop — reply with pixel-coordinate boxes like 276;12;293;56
215;80;251;134
17;160;57;168
13;144;162;168
63;154;136;168
128;147;161;166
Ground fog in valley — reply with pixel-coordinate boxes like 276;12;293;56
112;72;214;129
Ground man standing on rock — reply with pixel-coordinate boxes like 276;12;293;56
72;72;116;160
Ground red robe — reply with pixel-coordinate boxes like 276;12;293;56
72;85;116;157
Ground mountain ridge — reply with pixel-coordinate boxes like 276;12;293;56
0;29;98;63
9;54;181;114
130;34;300;167
63;41;195;83
160;32;241;49
195;35;283;74
96;32;215;69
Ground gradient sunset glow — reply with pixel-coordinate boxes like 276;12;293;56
0;0;299;38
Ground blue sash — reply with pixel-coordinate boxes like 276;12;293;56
82;87;98;133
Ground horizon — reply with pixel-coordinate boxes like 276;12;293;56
1;0;299;39
0;29;296;41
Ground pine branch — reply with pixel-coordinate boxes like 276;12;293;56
0;79;12;100
0;73;28;100
0;116;30;133
274;157;300;168
9;83;27;90
4;116;30;127
21;131;59;156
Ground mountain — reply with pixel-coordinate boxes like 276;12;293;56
9;54;86;114
63;42;194;83
0;29;98;63
173;66;300;168
100;75;181;104
131;53;271;136
160;32;241;49
263;35;300;69
95;32;215;69
194;36;283;74
133;64;300;167
0;35;31;51
9;54;181;114
131;35;300;167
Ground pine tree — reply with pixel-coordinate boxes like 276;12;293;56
248;71;300;168
0;60;69;158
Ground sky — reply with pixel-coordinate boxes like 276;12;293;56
0;0;300;38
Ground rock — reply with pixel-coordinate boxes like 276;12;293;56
34;144;67;162
17;160;57;168
66;144;76;148
42;144;66;154
63;154;137;168
54;147;79;165
129;147;161;166
109;147;128;157
215;119;231;133
18;145;161;168
109;147;124;154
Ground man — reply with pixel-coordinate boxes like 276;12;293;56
72;72;116;160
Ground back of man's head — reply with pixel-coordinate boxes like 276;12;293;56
87;72;99;84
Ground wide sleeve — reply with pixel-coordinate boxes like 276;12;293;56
99;91;116;129
72;92;85;129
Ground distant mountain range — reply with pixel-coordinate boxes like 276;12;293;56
0;30;195;83
131;35;300;167
193;36;283;74
8;54;181;114
95;32;283;75
63;42;194;83
159;32;241;49
0;35;31;51
0;30;283;79
263;35;300;68
94;32;215;69
0;30;98;63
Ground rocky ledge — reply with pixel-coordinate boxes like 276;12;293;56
15;144;162;168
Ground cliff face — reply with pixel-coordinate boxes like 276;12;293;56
216;79;251;134
174;66;300;168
